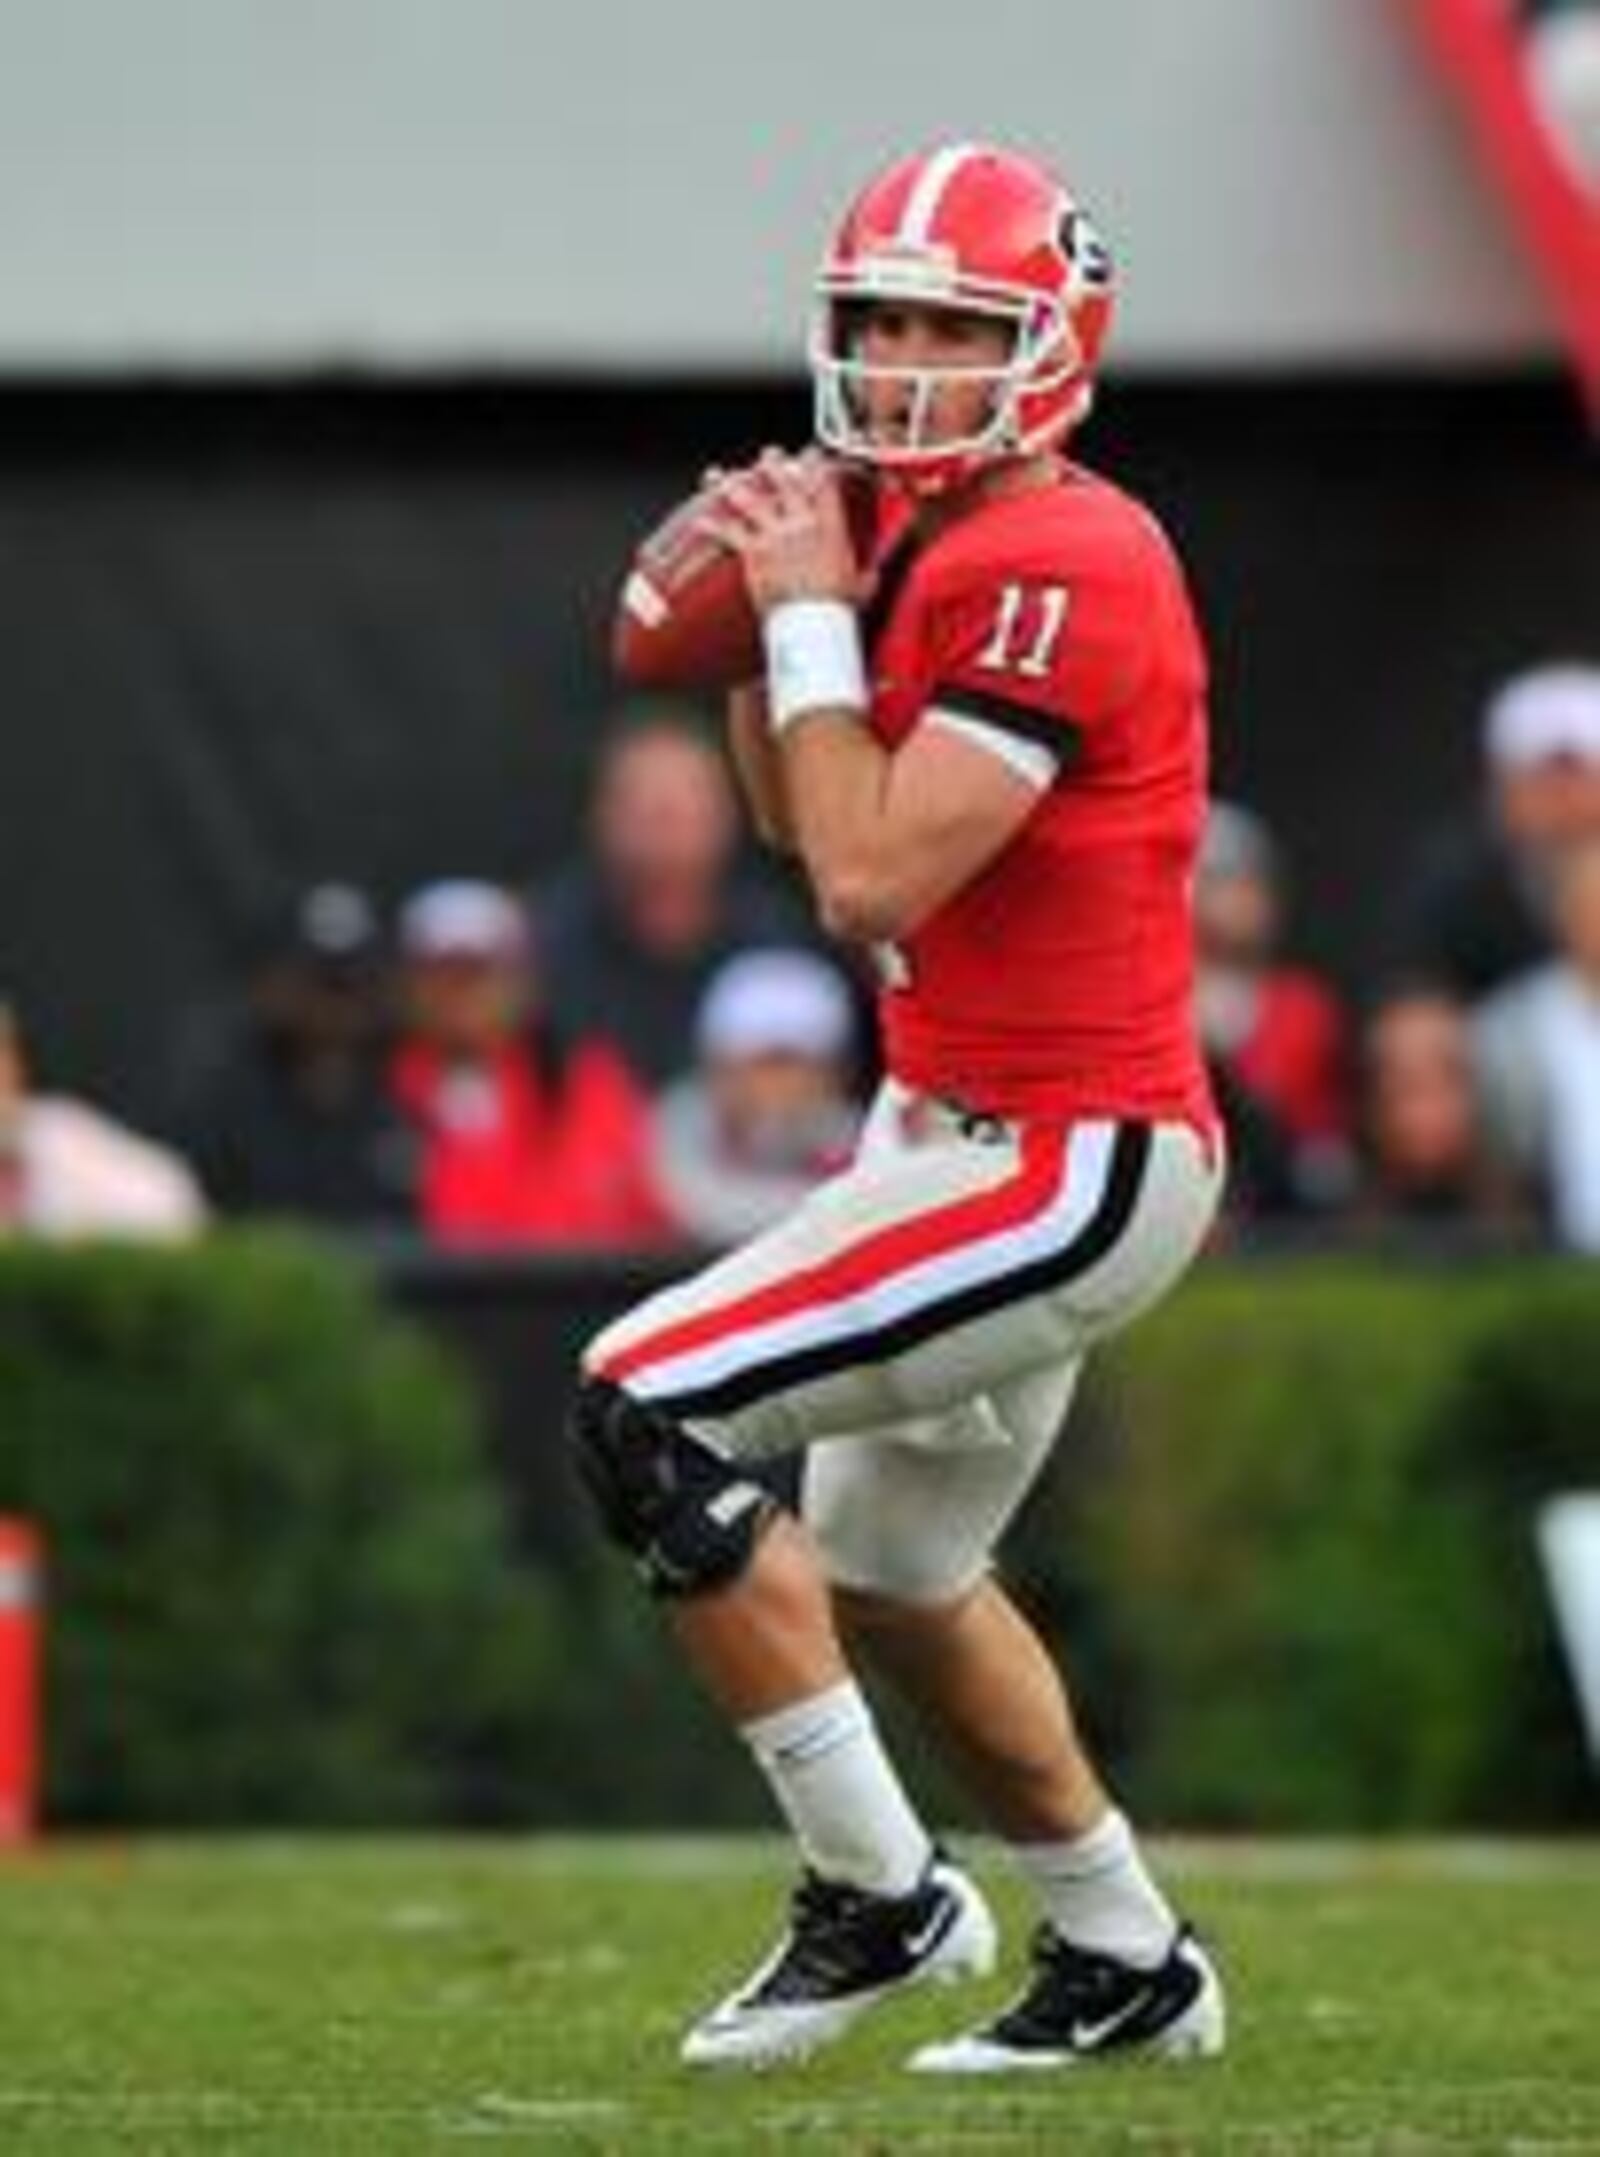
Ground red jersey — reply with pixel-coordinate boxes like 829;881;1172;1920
866;462;1215;1127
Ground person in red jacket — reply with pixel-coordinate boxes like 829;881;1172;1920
389;880;671;1248
1195;800;1355;1211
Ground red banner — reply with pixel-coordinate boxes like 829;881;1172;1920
1406;0;1600;421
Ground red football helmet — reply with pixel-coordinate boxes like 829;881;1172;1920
811;142;1115;495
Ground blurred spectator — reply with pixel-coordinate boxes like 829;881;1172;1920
0;998;204;1241
651;949;863;1247
1204;1059;1303;1228
535;703;818;1091
389;878;670;1247
1393;662;1600;999
1473;832;1600;1251
172;882;417;1225
1351;983;1525;1228
1195;800;1354;1211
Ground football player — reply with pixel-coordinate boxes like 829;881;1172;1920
572;141;1227;2073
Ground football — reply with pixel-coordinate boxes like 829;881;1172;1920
612;462;876;692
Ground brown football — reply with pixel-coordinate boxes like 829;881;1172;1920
611;463;877;692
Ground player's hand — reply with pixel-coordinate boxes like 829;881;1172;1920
700;449;868;615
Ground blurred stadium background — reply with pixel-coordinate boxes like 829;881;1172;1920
0;0;1595;1113
2;2;1599;2141
0;0;1597;1844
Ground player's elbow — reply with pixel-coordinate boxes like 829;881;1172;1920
814;868;882;943
813;861;915;944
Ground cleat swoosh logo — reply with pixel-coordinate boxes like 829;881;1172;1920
903;1900;956;1962
1070;1991;1158;2050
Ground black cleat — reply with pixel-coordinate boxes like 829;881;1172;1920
681;1857;997;2069
909;1921;1224;2073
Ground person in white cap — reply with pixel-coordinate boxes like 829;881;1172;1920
1473;829;1600;1251
650;950;863;1248
1394;661;1600;998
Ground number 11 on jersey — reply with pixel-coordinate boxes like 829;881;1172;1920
976;582;1070;679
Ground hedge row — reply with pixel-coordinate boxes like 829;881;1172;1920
1;1239;1596;1827
0;1236;555;1824
1014;1260;1600;1828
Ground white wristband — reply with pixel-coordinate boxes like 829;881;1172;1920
763;600;868;733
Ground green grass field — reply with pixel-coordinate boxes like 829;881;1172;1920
2;1837;1598;2153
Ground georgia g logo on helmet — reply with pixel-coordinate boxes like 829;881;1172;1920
811;142;1118;496
1059;206;1114;293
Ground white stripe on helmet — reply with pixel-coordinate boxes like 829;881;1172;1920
895;142;983;246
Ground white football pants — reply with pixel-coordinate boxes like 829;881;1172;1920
586;1080;1223;1602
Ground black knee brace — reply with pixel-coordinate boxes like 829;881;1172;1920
570;1374;777;1598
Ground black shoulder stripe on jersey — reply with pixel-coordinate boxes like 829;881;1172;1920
930;682;1085;771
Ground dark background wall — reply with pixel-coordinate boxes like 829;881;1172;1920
0;371;1593;1127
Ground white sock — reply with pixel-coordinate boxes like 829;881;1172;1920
741;1679;933;1896
1011;1808;1178;1967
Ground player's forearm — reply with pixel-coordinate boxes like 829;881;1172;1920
759;594;905;938
776;711;903;941
726;685;798;854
